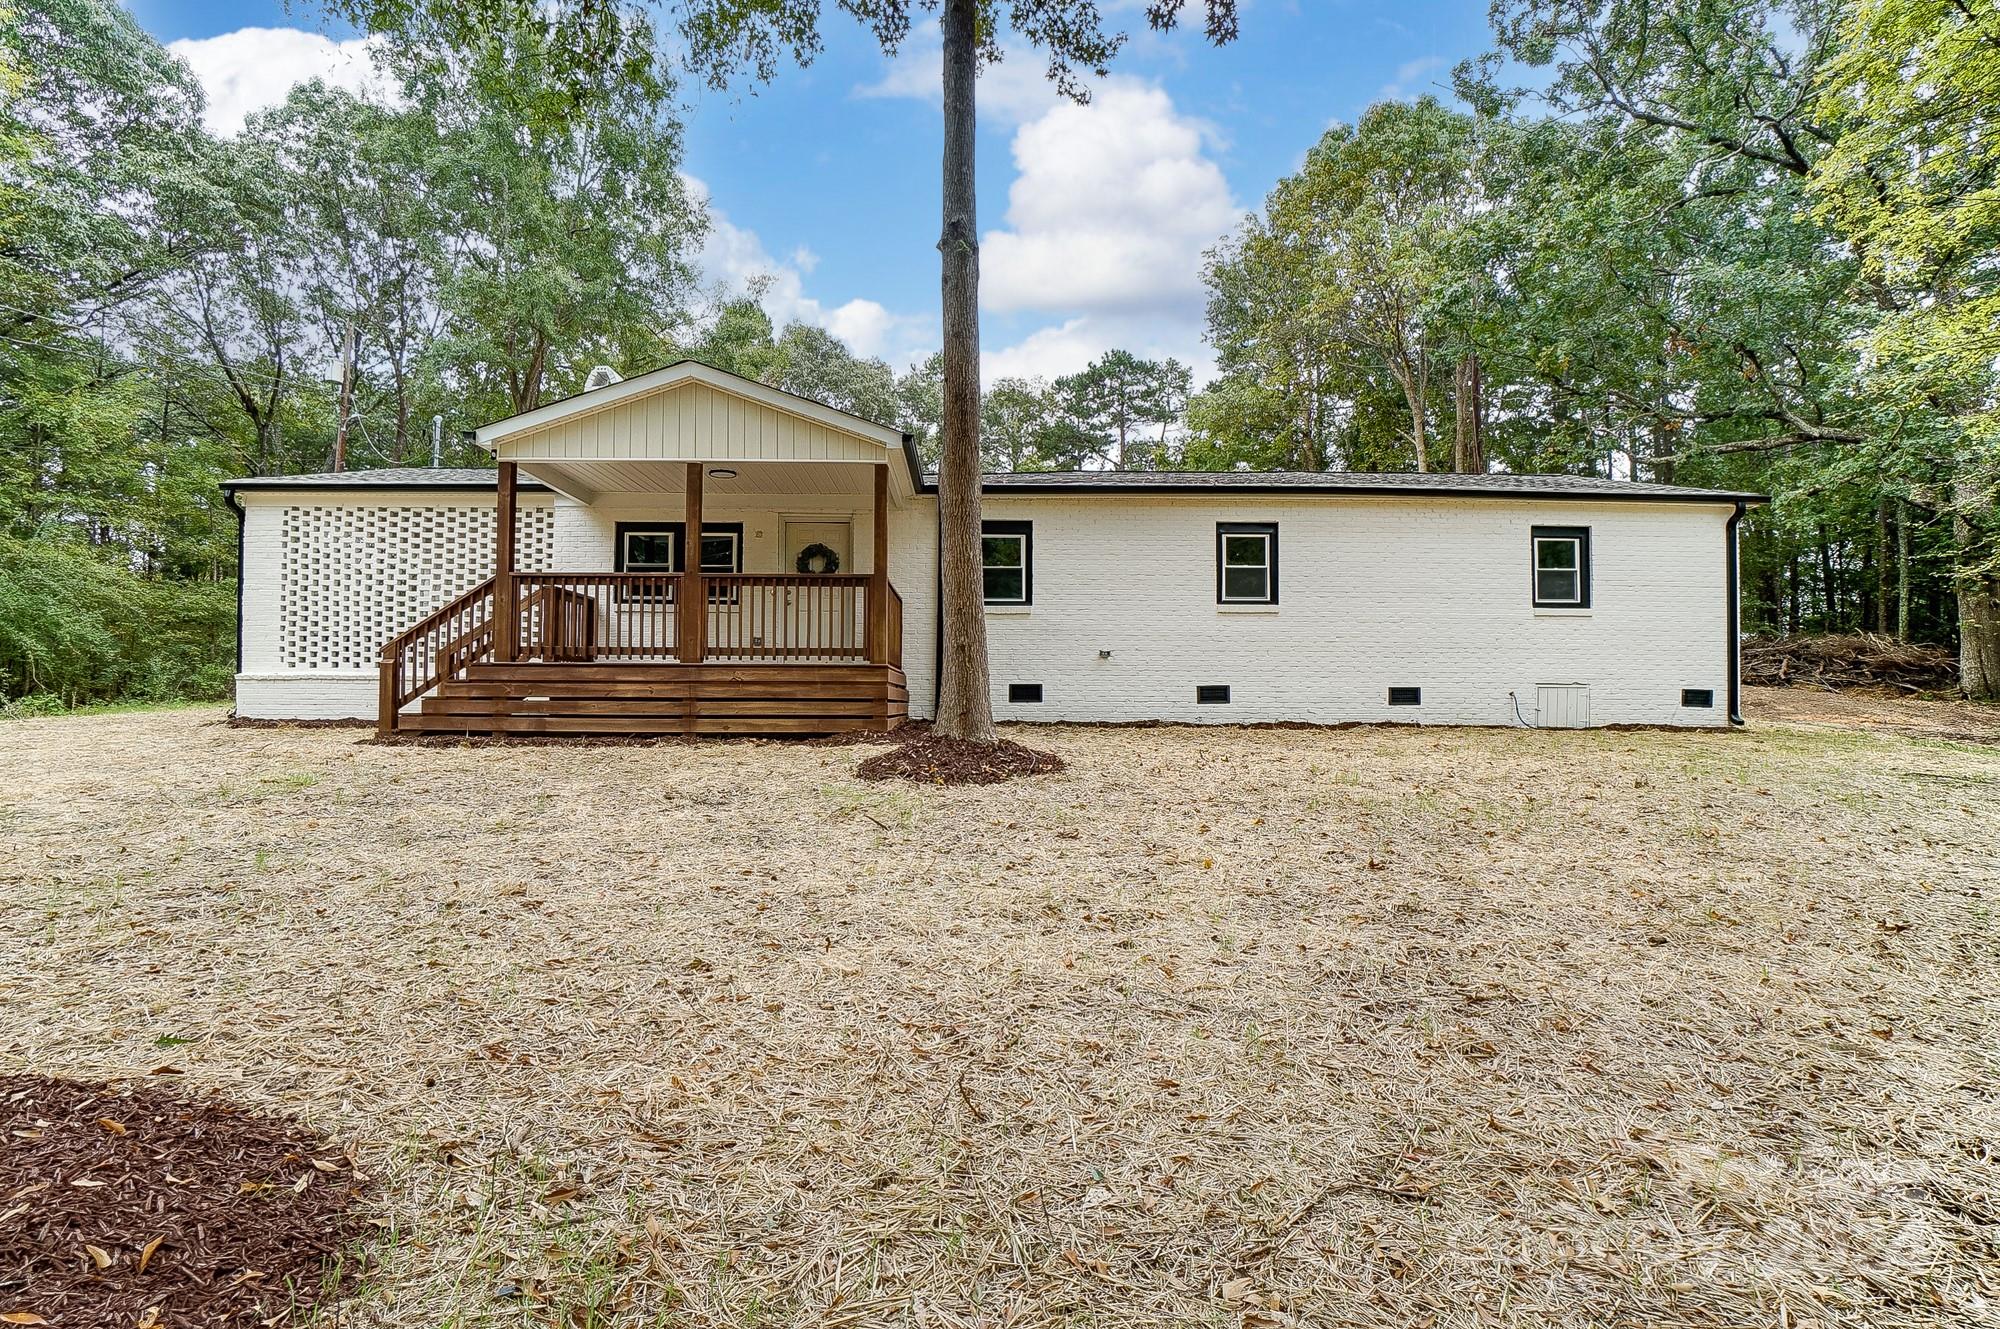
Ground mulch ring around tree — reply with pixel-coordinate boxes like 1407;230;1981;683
0;1074;368;1329
855;725;1065;785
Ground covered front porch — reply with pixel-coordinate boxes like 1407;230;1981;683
376;362;921;737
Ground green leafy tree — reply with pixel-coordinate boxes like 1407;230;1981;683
329;0;1243;743
1038;350;1189;469
406;21;702;418
257;83;449;461
1808;0;2000;694
981;376;1054;471
895;351;945;463
773;323;900;423
1469;0;1995;691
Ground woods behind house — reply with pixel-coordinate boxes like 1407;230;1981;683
4;0;1995;706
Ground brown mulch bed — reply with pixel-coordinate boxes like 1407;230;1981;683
1743;632;1958;692
0;1075;368;1329
223;714;372;730
855;727;1064;784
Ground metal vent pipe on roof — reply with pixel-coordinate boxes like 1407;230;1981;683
584;365;623;391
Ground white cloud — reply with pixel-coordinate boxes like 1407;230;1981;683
862;45;1239;381
853;41;1067;125
683;175;934;366
168;27;393;136
982;80;1238;319
1378;55;1447;102
982;314;1215;387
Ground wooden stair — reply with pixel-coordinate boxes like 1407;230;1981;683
399;662;909;736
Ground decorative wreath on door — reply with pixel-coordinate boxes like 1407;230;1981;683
795;543;842;574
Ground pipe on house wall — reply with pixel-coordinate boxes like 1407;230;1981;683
1727;501;1746;726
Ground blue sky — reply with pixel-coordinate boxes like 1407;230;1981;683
136;0;1499;380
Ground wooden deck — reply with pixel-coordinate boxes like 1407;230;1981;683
378;568;908;737
396;661;909;736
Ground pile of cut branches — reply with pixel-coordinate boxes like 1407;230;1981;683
1742;633;1958;693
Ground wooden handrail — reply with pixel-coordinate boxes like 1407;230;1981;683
381;573;907;733
377;576;497;736
884;583;904;668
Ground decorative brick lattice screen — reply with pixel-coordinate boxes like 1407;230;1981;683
279;504;555;669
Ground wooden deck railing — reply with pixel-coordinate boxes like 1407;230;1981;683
703;573;871;661
507;572;897;664
377;576;497;736
381;572;903;733
513;573;681;660
882;583;904;668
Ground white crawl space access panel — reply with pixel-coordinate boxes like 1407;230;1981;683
1536;683;1593;728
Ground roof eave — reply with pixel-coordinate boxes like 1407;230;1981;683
925;476;1769;505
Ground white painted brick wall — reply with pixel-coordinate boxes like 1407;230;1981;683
237;487;1733;729
965;494;1734;728
234;488;552;720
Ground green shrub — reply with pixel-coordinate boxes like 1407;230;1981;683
0;537;235;709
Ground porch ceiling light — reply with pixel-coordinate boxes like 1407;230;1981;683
708;467;738;479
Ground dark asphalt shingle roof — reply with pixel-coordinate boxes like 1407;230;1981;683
222;467;546;491
223;465;1763;504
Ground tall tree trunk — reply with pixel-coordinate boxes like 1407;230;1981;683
1952;477;2000;700
1874;498;1893;634
332;324;355;472
1897;498;1912;642
1649;419;1675;485
1452;351;1484;474
1787;544;1800;634
932;0;995;743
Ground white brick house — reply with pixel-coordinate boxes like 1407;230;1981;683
223;361;1762;735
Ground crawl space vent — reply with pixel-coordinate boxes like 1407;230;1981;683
1387;686;1422;706
1195;685;1232;705
1008;683;1044;704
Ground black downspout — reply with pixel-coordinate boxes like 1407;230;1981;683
1726;501;1746;726
225;487;246;676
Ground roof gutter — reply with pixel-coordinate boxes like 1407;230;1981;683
915;477;1769;506
1726;501;1747;726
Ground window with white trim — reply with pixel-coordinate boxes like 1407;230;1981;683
1217;523;1278;604
1532;526;1591;607
614;522;742;601
614;522;743;575
982;521;1032;605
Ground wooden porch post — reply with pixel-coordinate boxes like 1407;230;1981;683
678;461;706;662
869;463;890;664
493;461;518;662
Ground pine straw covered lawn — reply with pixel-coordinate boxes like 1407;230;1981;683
2;706;1996;1329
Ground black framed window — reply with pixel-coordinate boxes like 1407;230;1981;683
614;522;743;599
1531;526;1591;607
613;522;744;574
982;520;1032;605
1217;523;1278;604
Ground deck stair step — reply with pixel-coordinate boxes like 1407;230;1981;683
405;662;907;737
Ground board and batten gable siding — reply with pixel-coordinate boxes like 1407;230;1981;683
233;486;555;720
972;493;1734;728
500;381;891;464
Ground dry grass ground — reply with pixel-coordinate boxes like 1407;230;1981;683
2;701;1996;1329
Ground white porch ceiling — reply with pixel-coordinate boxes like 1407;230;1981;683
520;459;883;502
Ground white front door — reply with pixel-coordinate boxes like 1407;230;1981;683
783;521;853;575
